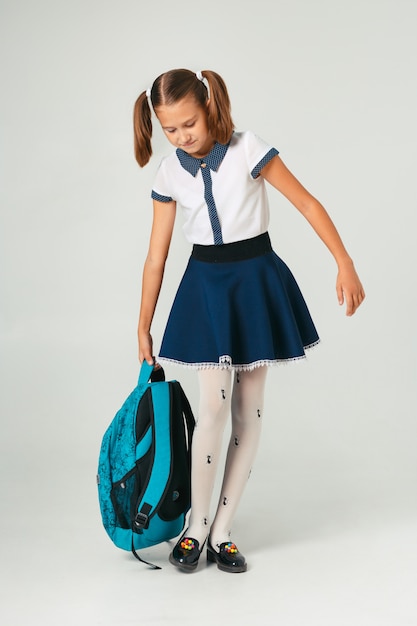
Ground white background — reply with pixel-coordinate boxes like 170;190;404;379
1;1;416;624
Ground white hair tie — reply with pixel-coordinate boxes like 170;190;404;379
146;88;151;99
196;70;210;98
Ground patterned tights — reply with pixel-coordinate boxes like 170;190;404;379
185;366;267;550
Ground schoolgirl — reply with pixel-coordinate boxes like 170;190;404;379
133;69;365;573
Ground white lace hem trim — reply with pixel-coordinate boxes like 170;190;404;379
157;339;320;372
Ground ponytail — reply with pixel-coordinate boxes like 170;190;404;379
201;70;234;145
133;91;153;167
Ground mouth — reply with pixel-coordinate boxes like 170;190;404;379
181;140;196;148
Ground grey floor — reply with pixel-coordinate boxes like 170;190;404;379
2;459;416;626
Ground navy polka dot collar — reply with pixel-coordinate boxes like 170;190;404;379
176;140;230;177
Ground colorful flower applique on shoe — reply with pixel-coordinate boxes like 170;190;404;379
206;537;247;573
169;534;206;572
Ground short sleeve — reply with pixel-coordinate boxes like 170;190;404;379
151;157;174;202
151;190;173;202
243;131;279;179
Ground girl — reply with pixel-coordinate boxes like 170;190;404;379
133;69;364;573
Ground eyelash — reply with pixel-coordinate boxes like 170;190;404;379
166;122;195;134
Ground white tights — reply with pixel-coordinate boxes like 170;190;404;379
186;367;267;550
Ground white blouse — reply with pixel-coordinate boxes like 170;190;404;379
151;130;279;245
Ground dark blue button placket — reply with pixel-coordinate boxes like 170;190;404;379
176;141;230;245
199;161;223;244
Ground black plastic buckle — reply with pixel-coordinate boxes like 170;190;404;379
133;512;149;531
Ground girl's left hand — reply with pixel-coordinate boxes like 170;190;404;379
336;260;365;316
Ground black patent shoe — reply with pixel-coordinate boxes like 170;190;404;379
169;535;205;572
207;538;247;573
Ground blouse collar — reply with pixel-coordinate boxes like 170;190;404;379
176;140;230;177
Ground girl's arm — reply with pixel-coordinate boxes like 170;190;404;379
138;199;177;363
261;156;365;316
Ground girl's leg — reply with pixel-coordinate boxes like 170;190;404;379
209;366;268;550
185;368;233;546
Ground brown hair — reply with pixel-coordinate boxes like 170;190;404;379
133;69;234;167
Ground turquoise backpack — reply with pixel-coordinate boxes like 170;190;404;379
97;361;195;569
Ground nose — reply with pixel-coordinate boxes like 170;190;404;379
178;129;192;145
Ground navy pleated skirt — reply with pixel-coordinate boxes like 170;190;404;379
158;233;319;370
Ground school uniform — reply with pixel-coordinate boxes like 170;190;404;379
151;130;319;370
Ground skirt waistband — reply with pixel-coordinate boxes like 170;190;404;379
192;232;272;263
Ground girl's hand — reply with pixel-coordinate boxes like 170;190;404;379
138;330;154;364
336;260;365;316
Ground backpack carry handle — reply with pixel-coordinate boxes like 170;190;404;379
138;360;154;385
138;360;165;386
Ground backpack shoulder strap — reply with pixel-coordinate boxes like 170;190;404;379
131;537;161;570
133;380;171;532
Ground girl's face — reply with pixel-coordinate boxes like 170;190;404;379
155;95;214;158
